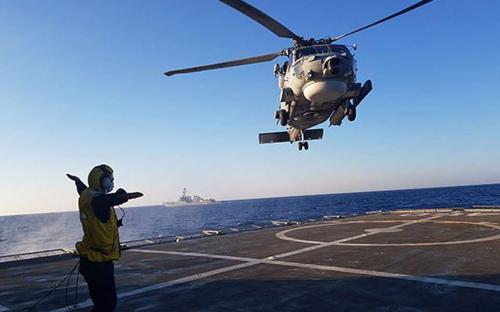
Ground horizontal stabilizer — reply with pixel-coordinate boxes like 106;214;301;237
259;129;324;144
259;131;289;144
303;128;324;141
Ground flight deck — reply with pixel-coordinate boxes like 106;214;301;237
2;208;500;311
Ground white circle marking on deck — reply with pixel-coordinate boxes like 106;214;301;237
276;220;500;247
468;212;500;217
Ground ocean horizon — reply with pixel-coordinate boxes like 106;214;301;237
1;183;499;256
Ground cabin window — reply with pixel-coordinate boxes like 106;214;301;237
314;45;329;54
295;47;315;59
329;45;350;56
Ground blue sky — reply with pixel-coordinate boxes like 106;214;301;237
1;0;499;215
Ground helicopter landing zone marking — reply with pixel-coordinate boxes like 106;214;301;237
48;216;437;311
55;249;500;312
400;213;429;217
468;213;500;217
48;215;500;311
276;219;500;247
48;260;259;312
126;248;500;293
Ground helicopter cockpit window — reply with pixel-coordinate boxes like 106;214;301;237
314;45;330;54
295;47;315;60
329;45;351;56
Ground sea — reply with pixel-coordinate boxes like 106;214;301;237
1;184;499;256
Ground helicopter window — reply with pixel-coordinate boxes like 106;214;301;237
314;45;330;54
282;61;288;72
329;45;350;55
295;47;315;59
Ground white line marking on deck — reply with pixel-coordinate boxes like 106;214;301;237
49;260;260;312
275;216;440;247
468;213;500;217
49;299;93;312
49;215;500;311
400;213;430;217
0;304;10;311
276;218;500;247
267;260;500;293
130;248;257;262
269;216;441;259
127;249;500;294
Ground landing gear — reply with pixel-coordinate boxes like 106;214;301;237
347;105;356;121
279;109;289;126
296;129;309;151
344;79;371;123
298;141;309;151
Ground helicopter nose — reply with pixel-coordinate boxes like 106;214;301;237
303;80;347;103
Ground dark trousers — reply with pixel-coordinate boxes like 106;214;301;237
79;256;117;312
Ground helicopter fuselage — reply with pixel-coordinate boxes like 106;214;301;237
274;44;364;142
165;0;431;150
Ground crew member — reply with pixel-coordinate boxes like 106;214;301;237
67;164;143;311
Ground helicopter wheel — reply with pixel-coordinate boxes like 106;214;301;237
347;106;356;121
279;109;288;126
298;141;308;151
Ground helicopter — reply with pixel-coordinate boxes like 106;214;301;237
165;0;433;151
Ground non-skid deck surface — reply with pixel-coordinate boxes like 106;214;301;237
2;209;500;311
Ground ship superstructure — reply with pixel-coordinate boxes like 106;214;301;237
163;188;217;207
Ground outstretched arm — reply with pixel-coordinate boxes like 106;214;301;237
92;189;143;223
66;174;87;195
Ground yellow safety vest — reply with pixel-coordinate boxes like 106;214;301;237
76;188;120;262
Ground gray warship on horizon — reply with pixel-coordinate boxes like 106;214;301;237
163;188;218;207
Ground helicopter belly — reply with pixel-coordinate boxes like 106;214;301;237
302;80;347;103
287;98;338;130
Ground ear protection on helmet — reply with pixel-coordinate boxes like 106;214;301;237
97;164;113;176
97;164;114;193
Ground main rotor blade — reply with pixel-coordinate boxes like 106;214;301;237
164;51;282;77
220;0;301;41
330;0;433;42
